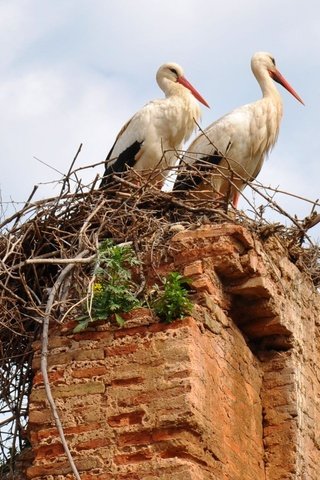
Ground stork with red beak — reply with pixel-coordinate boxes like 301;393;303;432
100;62;209;187
173;52;304;207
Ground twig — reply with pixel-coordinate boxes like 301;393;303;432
302;213;320;231
24;255;96;265
12;185;39;229
59;143;83;196
41;251;88;480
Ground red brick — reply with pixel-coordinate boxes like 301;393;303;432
73;330;113;341
108;410;145;427
29;409;52;425
48;336;73;349
27;457;103;477
117;475;140;480
33;370;64;385
118;385;191;407
76;437;111;451
152;427;189;442
117;427;191;447
183;260;203;277
30;381;105;402
71;366;108;378
81;475;114;480
191;275;217;295
118;307;153;323
117;430;153;447
114;449;153;465
105;343;139;356
228;276;275;298
32;351;72;369
111;376;144;386
170;224;253;249
72;348;105;361
34;442;65;460
37;422;101;442
242;317;290;338
113;318;194;339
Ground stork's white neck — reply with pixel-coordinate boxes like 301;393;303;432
252;64;282;105
158;77;187;98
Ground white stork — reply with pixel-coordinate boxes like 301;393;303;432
100;62;209;187
173;52;304;207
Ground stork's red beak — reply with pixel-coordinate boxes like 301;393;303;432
178;76;210;108
269;69;305;105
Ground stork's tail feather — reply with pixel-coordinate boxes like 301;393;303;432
173;152;223;193
99;141;142;189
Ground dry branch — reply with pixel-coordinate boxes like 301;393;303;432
40;251;89;480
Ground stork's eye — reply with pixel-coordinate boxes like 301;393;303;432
169;67;178;76
270;57;276;66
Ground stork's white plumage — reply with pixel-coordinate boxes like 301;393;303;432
174;52;304;207
100;62;209;187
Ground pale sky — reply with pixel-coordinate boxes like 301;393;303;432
0;0;319;238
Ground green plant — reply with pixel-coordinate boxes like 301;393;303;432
74;240;141;332
152;272;193;323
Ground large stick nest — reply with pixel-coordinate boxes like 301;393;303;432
0;161;320;472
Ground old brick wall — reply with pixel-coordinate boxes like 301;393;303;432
26;224;320;479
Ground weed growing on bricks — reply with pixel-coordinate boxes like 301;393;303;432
74;240;141;332
152;272;193;323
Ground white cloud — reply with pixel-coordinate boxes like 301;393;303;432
0;63;139;206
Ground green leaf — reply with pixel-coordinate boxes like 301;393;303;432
75;239;141;331
115;313;125;327
152;272;193;323
73;318;90;333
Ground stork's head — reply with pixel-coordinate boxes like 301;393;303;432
251;52;304;105
156;62;209;107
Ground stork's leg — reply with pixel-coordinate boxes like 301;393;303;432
232;191;240;209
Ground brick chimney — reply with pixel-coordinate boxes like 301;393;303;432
26;224;320;479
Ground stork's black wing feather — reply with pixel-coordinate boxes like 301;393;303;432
99;140;142;188
173;152;223;192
